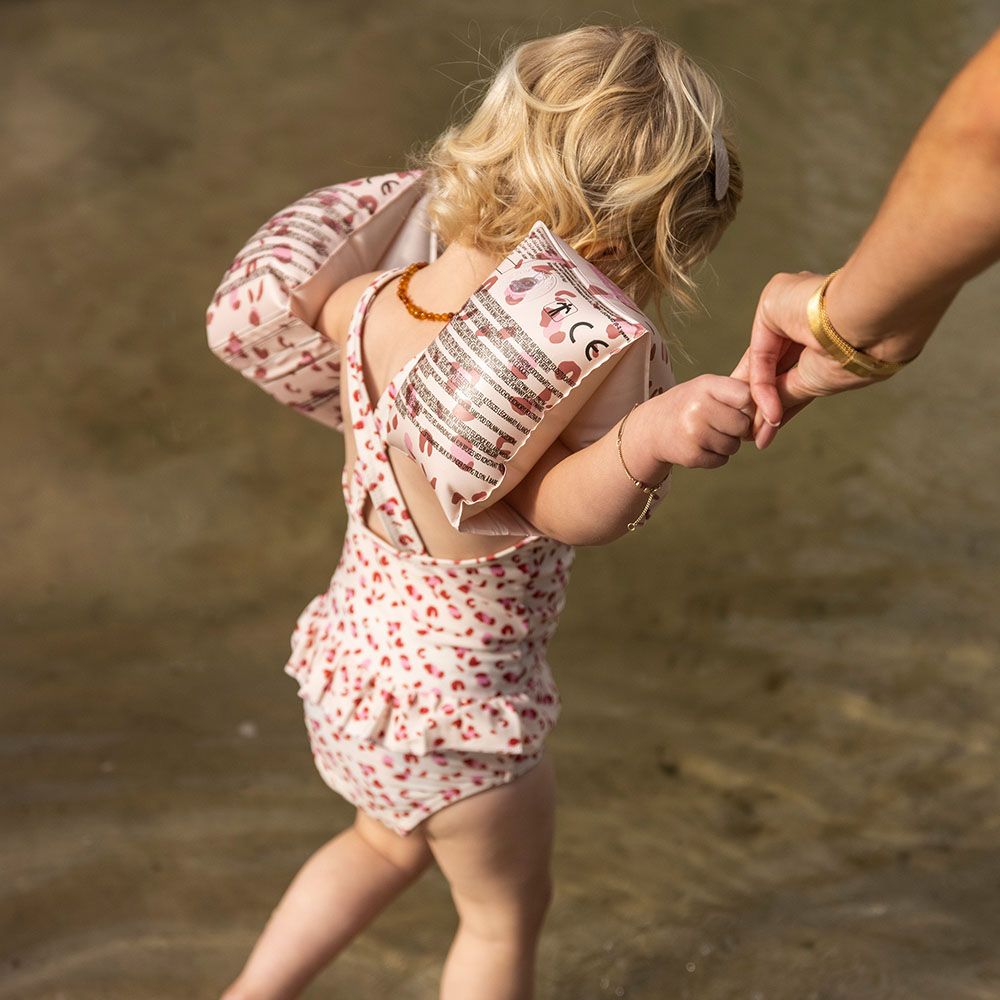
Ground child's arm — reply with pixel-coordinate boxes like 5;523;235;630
504;375;754;546
316;271;381;348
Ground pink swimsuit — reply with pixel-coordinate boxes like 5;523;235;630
284;267;577;836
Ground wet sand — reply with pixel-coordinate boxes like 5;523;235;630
3;1;1000;997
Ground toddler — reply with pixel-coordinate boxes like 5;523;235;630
215;22;750;1000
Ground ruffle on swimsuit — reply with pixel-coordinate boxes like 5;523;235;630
206;168;676;537
283;538;570;756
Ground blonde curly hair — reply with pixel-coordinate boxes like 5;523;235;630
406;22;742;333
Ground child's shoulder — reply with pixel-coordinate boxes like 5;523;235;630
316;270;385;348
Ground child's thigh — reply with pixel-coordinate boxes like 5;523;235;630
423;750;557;914
353;809;435;872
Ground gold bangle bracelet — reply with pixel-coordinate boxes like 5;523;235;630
617;402;669;532
806;270;917;379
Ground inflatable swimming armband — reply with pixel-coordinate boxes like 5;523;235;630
207;169;675;534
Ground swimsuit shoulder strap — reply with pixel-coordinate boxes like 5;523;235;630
343;267;428;555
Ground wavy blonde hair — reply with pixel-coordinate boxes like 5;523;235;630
406;23;742;333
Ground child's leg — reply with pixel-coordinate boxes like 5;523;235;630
424;750;557;1000
221;814;435;1000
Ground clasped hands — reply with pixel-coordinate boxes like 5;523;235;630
650;271;883;470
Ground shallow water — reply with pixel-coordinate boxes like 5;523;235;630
3;1;1000;997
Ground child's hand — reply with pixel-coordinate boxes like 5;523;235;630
649;375;756;469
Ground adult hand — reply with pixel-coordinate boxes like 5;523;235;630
731;271;884;449
728;27;1000;451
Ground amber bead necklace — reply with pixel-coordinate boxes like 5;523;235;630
396;261;456;322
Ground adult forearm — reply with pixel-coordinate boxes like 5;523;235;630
824;28;1000;361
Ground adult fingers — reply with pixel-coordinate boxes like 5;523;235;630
752;356;841;449
727;350;758;424
753;418;779;451
749;272;829;427
749;361;820;450
747;302;786;428
752;397;813;449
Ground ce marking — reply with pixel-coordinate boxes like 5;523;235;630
568;320;608;360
